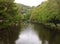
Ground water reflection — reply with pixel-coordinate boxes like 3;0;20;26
0;24;21;44
16;24;41;44
33;23;60;44
1;23;60;44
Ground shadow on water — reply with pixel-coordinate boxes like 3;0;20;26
33;23;60;44
0;24;21;44
0;23;60;44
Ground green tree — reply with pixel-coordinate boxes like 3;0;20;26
45;0;60;27
30;2;48;23
30;0;60;27
0;0;21;28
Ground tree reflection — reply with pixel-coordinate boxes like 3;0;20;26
0;24;21;44
33;23;60;44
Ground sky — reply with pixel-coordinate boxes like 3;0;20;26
15;0;46;7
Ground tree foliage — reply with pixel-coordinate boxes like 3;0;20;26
0;0;21;28
30;0;60;26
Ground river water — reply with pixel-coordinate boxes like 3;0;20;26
16;24;41;44
0;23;60;44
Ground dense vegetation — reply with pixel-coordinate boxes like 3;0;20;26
1;0;60;31
0;0;22;44
0;0;60;44
30;0;60;28
0;0;22;28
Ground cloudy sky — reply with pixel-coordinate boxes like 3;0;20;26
15;0;46;7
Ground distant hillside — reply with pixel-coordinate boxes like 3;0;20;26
16;3;31;14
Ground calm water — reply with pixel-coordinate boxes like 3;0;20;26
0;23;60;44
16;24;41;44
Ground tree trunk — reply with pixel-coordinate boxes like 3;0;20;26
54;23;57;27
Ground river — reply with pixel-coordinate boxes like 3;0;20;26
0;23;60;44
16;24;41;44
